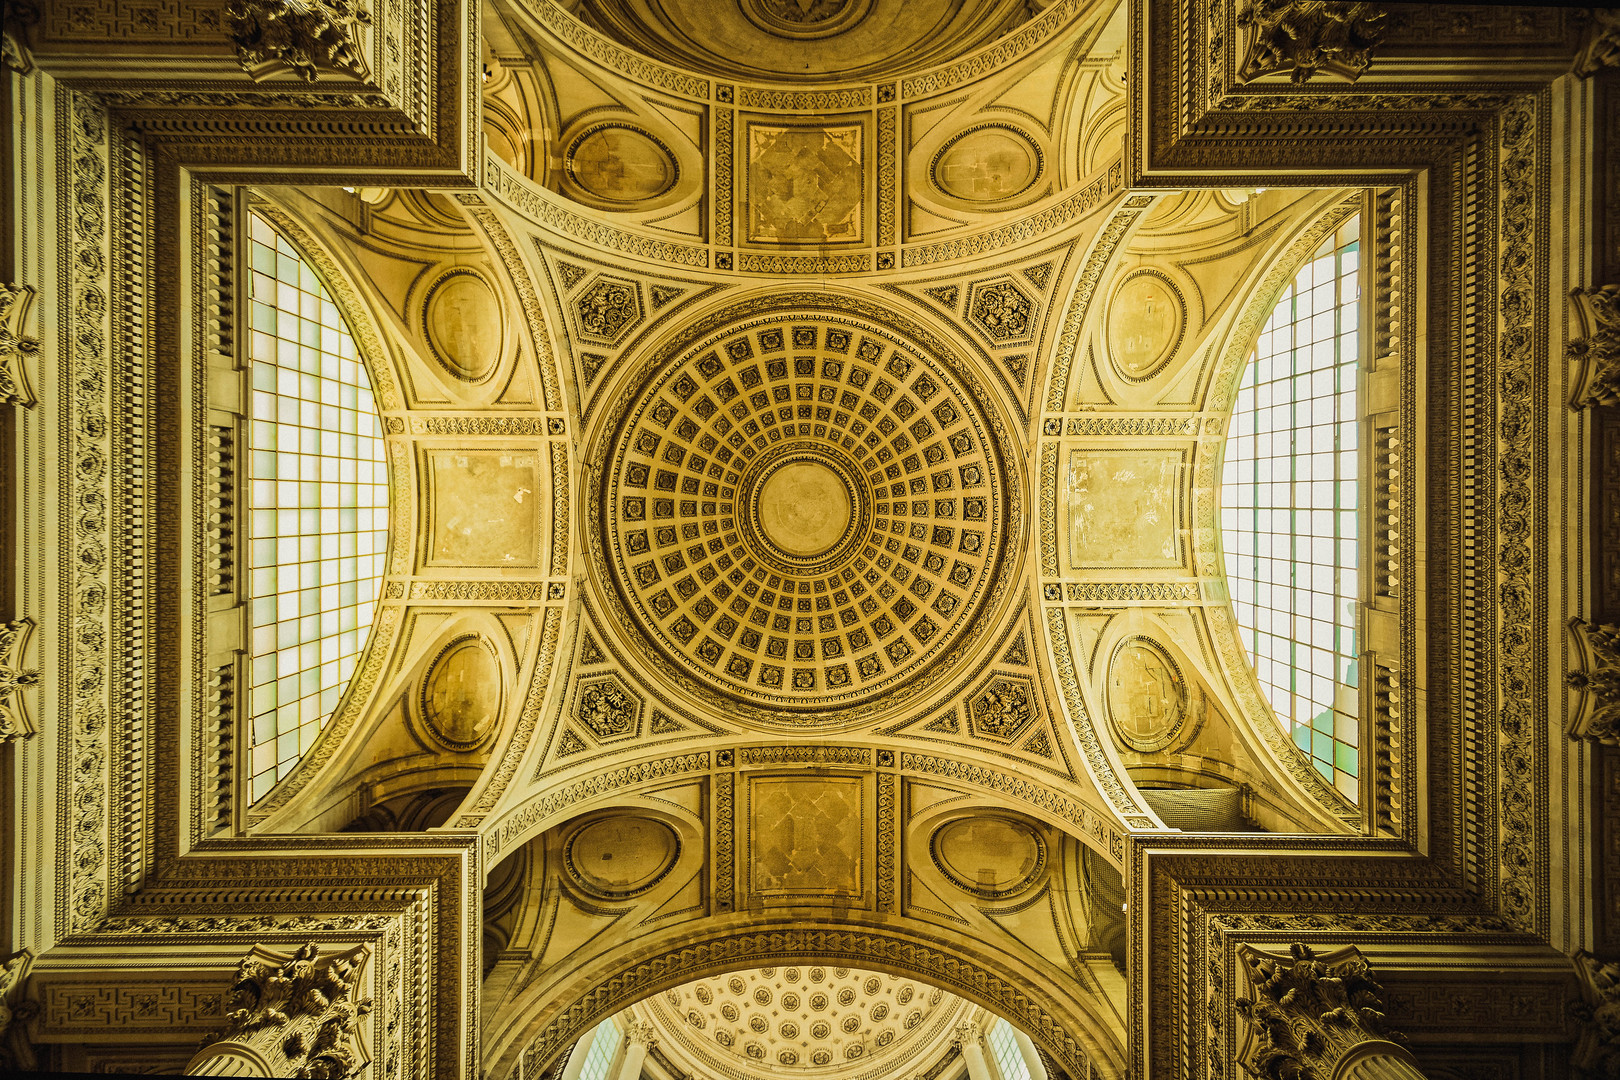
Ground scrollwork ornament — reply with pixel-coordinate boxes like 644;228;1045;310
1573;951;1620;1077
0;950;37;1071
225;0;373;83
0;283;38;408
1568;619;1620;746
1233;943;1411;1079
188;943;373;1079
1573;9;1620;79
0;620;39;742
1237;0;1388;84
1569;285;1620;410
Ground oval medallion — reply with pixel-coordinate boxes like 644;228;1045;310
1106;635;1188;752
564;815;679;899
423;270;502;383
566;125;678;205
1106;272;1185;381
420;636;501;751
930;815;1046;899
932;125;1043;204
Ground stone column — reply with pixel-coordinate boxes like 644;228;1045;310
613;1020;656;1080
1233;943;1428;1080
186;943;372;1079
952;1020;992;1080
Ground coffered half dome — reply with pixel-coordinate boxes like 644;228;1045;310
586;292;1021;729
563;0;1054;84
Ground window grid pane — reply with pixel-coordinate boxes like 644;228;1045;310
576;1018;619;1080
245;210;389;804
1221;216;1361;801
989;1019;1032;1080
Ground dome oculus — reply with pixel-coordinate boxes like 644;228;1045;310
598;306;1009;721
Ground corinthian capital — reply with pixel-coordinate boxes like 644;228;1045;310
951;1019;983;1048
0;620;39;744
187;942;373;1079
623;1019;658;1048
0;284;39;409
1569;620;1620;746
1234;943;1415;1079
1238;0;1388;84
1569;286;1620;411
224;0;373;83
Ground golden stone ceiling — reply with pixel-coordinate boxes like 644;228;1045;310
590;295;1017;728
568;0;1043;82
633;965;967;1077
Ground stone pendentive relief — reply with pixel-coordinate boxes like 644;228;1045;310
584;294;1022;729
481;0;1130;270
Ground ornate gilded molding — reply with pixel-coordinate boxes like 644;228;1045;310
0;620;38;743
1574;951;1620;1078
1569;285;1620;410
225;0;373;83
0;283;38;408
188;943;372;1079
0;950;36;1071
1573;9;1620;79
1569;619;1620;746
1234;943;1413;1079
1236;0;1388;84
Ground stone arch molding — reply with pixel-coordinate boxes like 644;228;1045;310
485;915;1126;1080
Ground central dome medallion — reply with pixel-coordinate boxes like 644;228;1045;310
594;297;1014;725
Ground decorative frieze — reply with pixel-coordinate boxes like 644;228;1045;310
187;943;372;1079
1570;285;1620;410
1234;943;1416;1079
225;0;373;83
0;283;38;408
0;620;38;744
1237;0;1388;84
1570;620;1620;746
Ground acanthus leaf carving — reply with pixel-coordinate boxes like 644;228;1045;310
1573;9;1620;79
225;0;373;83
1233;943;1411;1080
1573;950;1620;1078
188;943;373;1080
0;950;37;1071
1568;619;1620;746
0;619;39;743
1237;0;1388;84
0;283;38;408
1569;285;1620;410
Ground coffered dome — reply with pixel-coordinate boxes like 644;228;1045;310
567;0;1048;84
631;965;969;1078
589;295;1017;727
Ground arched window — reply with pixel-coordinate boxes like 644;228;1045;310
572;1017;620;1080
245;211;390;803
1220;214;1362;802
988;1017;1034;1080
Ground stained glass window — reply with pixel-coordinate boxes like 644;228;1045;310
1220;214;1362;802
989;1018;1032;1080
245;211;390;804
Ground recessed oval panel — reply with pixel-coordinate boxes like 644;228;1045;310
932;125;1042;204
424;270;503;382
565;815;679;898
420;636;501;751
1106;272;1185;381
566;125;678;205
1106;635;1188;752
930;815;1046;899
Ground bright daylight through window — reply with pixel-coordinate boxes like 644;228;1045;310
1220;214;1362;802
245;212;390;803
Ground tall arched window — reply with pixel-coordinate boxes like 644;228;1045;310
1220;214;1362;802
245;211;390;803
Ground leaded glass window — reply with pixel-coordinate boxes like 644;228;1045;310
1220;214;1362;802
245;211;390;803
988;1018;1032;1080
575;1018;620;1080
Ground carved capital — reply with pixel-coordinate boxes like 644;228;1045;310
1574;951;1620;1077
0;950;38;1071
951;1019;983;1048
224;0;373;83
1570;620;1620;746
623;1019;658;1049
0;619;39;744
1237;1;1388;84
1234;943;1412;1079
187;943;372;1079
0;284;39;409
1570;286;1620;411
1573;9;1620;79
0;2;37;75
